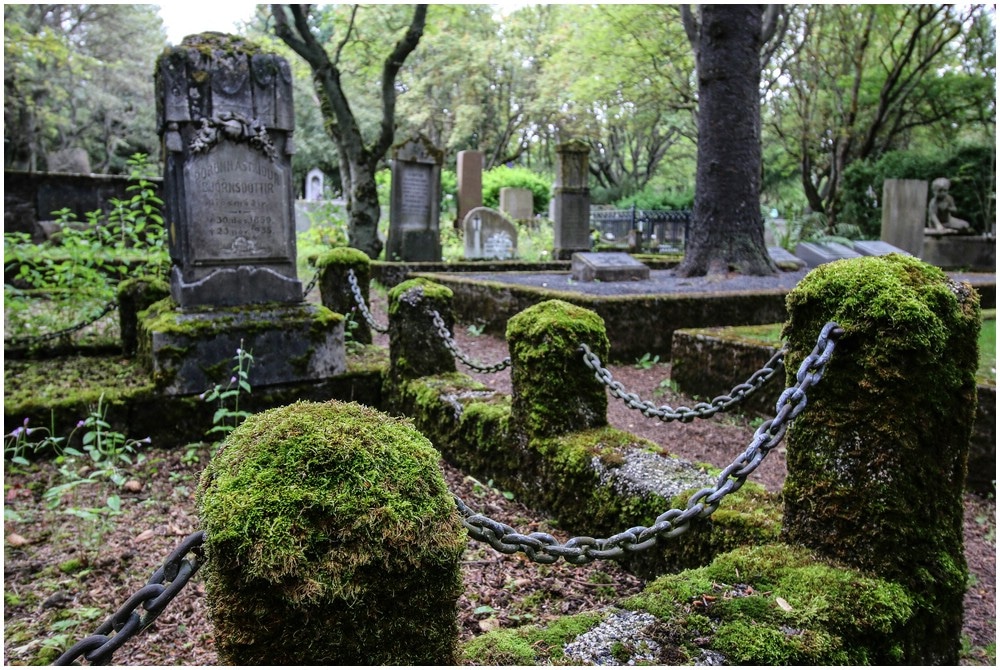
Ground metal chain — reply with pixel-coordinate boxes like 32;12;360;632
4;300;118;348
430;309;512;373
301;268;321;299
53;531;207;666
581;345;786;422
454;321;843;565
346;268;389;333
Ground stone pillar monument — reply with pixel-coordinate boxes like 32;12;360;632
456;150;483;227
386;135;443;262
552;139;591;260
145;33;345;395
781;254;978;664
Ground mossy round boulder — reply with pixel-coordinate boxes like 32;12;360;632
197;400;466;664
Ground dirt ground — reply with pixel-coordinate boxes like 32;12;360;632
2;298;995;665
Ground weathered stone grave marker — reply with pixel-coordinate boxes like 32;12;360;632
794;241;861;268
386;135;443;261
767;245;806;269
462;207;518;260
552;139;591;260
852;240;912;257
305;167;324;201
571;252;650;282
456;150;483;227
880;178;927;256
144;32;345;395
499;187;533;222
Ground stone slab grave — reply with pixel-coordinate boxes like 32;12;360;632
499;187;533;221
795;241;862;268
145;33;345;395
386;135;443;262
462;207;518;260
571;252;650;282
767;246;806;270
852;240;912;257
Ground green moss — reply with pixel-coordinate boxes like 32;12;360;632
626;543;913;665
315;246;371;268
58;558;87;574
387;277;454;316
198;400;466;664
460;611;607;665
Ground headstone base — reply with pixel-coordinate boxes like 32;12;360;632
571;252;650;282
171;265;303;309
387;229;442;262
140;302;345;395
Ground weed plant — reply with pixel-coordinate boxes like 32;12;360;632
3;153;167;346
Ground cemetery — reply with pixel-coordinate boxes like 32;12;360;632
3;10;997;668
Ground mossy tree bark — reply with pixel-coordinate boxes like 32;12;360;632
781;254;979;665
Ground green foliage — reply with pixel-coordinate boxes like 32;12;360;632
482;165;551;213
200;342;255;443
633;352;660;369
4;153;168;347
614;187;695;211
839;142;996;237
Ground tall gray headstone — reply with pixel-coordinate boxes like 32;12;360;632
386;136;443;262
462;207;518;260
880;179;927;257
552;139;591;260
157;33;300;308
456;150;483;227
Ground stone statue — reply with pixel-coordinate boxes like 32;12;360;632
926;177;970;233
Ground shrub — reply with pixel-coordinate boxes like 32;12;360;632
482;165;551;214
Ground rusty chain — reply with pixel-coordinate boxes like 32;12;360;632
429;309;512;373
52;531;206;666
346;268;389;333
4;300;118;348
454;321;843;565
301;268;321;299
581;345;785;422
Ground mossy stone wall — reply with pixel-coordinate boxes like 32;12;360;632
781;254;979;665
387;278;456;381
316;246;373;344
507;299;609;438
197;400;466;664
117;275;170;357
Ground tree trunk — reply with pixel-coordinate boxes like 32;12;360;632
677;4;776;277
347;159;383;259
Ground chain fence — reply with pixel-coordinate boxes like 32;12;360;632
346;268;389;333
454;322;842;564
44;320;841;663
3;300;119;348
301;268;321;299
581;345;785;422
52;531;206;666
430;309;512;373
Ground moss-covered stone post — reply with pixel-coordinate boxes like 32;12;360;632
117;276;170;356
316;246;374;344
780;254;979;665
506;299;610;438
197;400;466;664
387;278;457;382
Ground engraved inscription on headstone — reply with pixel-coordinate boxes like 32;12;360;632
186;143;291;263
398;165;432;226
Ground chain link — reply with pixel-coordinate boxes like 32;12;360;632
430;309;512;373
53;531;207;666
301;268;321;299
4;300;118;348
581;345;785;422
346;268;389;333
454;321;843;565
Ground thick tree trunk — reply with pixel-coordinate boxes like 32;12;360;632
347;160;383;259
678;5;776;277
